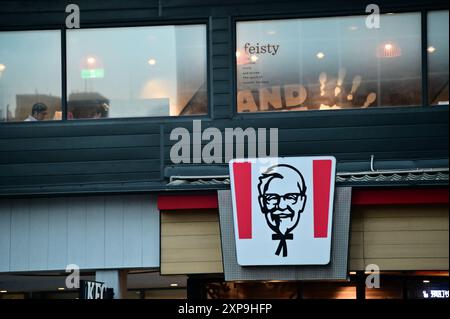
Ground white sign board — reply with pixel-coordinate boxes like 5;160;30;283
229;156;336;266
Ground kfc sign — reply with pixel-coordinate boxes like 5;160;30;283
79;280;114;299
229;157;336;266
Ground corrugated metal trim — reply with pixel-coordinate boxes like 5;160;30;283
167;168;449;186
336;171;449;183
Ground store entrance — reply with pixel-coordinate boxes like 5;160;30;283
186;272;449;300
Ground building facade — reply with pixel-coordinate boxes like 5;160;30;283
0;0;448;299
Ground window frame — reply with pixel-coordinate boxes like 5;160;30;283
231;8;449;119
0;19;211;125
0;26;64;124
426;9;450;106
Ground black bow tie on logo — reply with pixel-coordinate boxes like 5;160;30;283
272;233;294;257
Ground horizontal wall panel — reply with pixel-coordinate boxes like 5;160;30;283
364;244;449;259
349;204;449;271
164;150;449;166
162;222;221;236
212;69;230;81
162;107;449;133
211;17;229;30
1;0;446;24
363;258;449;271
0;134;160;152
353;205;449;218
212;44;230;55
161;210;220;222
0;172;161;188
161;210;223;275
213;107;232;119
162;248;222;263
0;8;159;29
278;137;449;155
0;147;160;165
161;235;221;250
212;30;230;43
0;194;159;273
350;218;364;232
279;124;449;142
350;231;363;244
163;137;448;155
364;231;449;245
0;0;158;13
349;244;364;259
161;262;223;275
212;57;231;69
349;259;365;270
0;122;160;139
363;217;449;232
213;93;231;106
0;160;160;177
230;109;449;130
163;124;448;145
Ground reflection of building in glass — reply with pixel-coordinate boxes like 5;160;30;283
0;105;12;122
68;92;110;119
68;25;207;119
236;13;424;113
15;94;61;121
428;11;450;105
179;82;208;115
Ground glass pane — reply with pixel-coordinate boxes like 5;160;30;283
428;10;449;105
302;282;356;299
67;25;207;119
0;30;62;122
236;13;422;113
366;278;403;299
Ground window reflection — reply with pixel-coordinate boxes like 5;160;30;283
428;11;449;106
67;25;207;119
236;13;422;113
67;92;109;119
0;31;62;122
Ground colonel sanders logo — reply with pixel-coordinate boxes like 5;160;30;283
229;157;335;266
257;165;307;257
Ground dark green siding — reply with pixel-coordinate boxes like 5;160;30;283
0;0;448;196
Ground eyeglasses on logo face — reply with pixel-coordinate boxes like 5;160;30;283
263;193;304;206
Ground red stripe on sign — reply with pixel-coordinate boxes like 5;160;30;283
313;159;333;238
233;162;252;239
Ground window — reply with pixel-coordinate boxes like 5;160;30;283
236;13;422;113
0;30;61;122
428;10;449;106
66;25;207;119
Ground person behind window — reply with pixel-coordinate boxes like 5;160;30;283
92;103;109;119
25;103;48;121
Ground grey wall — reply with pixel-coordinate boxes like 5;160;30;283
0;194;160;273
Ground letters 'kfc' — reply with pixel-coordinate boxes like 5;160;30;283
229;156;336;266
